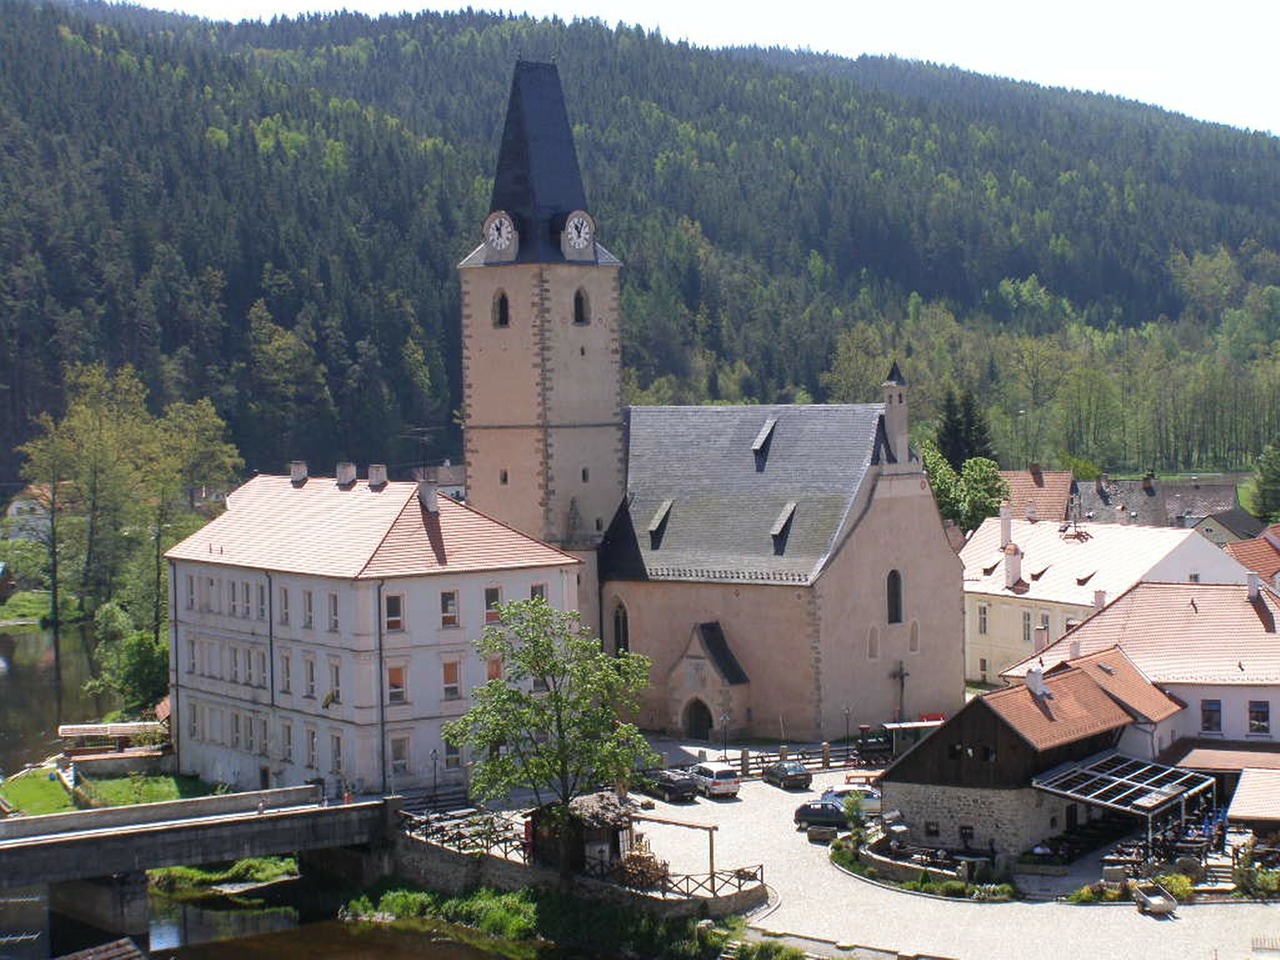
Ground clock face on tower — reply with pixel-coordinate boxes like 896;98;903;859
484;211;516;252
565;212;594;250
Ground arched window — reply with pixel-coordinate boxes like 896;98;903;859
493;291;509;328
573;289;589;325
612;602;629;654
887;570;903;624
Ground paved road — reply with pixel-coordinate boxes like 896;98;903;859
637;774;1280;960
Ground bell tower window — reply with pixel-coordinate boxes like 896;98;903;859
612;603;629;654
573;289;589;325
493;292;510;328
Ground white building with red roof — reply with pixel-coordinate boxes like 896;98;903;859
165;462;579;796
962;505;1250;683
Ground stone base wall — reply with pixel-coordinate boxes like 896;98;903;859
881;782;1073;865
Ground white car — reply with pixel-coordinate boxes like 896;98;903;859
822;784;882;816
687;761;741;798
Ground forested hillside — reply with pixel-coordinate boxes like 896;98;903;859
3;0;1280;485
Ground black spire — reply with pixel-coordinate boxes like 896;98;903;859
490;61;588;263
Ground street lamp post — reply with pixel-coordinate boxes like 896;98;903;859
720;713;729;761
431;748;439;800
843;705;851;756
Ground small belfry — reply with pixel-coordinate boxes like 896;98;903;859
459;61;624;632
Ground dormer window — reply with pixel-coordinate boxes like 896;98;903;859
648;499;673;549
752;417;778;470
770;501;796;555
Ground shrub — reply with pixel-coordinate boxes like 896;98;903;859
938;880;969;898
1153;873;1193;902
738;942;808;960
1067;883;1099;904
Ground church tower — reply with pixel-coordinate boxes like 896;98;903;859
459;61;624;632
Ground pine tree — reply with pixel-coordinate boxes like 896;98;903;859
1252;438;1280;520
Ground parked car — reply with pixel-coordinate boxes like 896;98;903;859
687;761;741;798
638;768;698;803
822;784;882;817
788;798;849;829
793;798;849;830
761;760;813;790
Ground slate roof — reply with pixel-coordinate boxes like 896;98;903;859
982;667;1136;752
1163;480;1239;524
1224;524;1280;580
599;403;885;585
1003;581;1280;685
1201;505;1265;539
1072;476;1167;527
999;467;1073;522
166;474;577;580
962;516;1219;607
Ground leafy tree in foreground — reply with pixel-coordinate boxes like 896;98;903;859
84;601;169;715
922;439;1009;534
442;598;657;881
1252;437;1280;521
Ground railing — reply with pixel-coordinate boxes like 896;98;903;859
398;808;528;862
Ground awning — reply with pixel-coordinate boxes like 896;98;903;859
1032;751;1216;819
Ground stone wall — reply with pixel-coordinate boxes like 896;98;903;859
880;782;1072;865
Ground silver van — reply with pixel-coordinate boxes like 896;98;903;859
688;761;741;798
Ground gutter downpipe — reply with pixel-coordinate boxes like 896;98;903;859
377;579;387;795
169;558;180;773
265;571;275;712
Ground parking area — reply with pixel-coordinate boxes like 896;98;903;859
633;771;1280;960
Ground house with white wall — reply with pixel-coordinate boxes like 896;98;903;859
1003;578;1280;774
165;463;579;797
961;507;1251;683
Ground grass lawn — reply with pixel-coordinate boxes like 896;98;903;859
0;766;76;815
81;772;217;806
0;590;53;623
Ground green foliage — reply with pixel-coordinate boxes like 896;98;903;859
1234;865;1280;898
921;439;1010;532
0;590;60;623
1253;438;1280;520
81;773;214;807
149;856;298;893
736;941;809;960
83;603;170;714
1152;872;1194;902
442;599;658;811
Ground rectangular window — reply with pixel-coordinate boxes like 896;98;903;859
279;587;290;625
530;583;547;602
328;659;341;704
228;582;238;617
388;664;407;704
230;713;241;749
244;647;255;687
445;743;461;769
440;590;459;627
304;656;316;698
487;657;503;681
924;821;940;838
256;583;266;621
241;581;251;618
1022;610;1033;644
245;715;256;753
230;647;240;683
186;637;195;674
302;590;314;629
330;733;343;774
1040;611;1051;633
979;657;989;674
484;587;502;623
185;575;195;610
391;736;409;774
977;605;988;635
306;728;317;769
280;651;292;694
281;722;293;762
1249;700;1271;735
1201;699;1223;734
385;594;404;631
442;660;461;700
327;592;339;632
188;704;199;740
255;650;266;688
258;717;268;756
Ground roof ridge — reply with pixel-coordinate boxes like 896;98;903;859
356;484;420;579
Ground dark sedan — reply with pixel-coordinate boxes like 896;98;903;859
638;768;698;802
794;798;849;830
761;760;813;790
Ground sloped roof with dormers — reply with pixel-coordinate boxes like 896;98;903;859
1003;581;1280;686
599;404;887;585
166;474;578;580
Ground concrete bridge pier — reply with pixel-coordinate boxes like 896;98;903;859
50;872;150;937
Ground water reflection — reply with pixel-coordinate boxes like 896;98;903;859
0;625;114;777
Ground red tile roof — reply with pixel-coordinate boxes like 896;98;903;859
166;475;577;579
1003;581;1280;685
999;468;1074;522
983;667;1135;752
1224;525;1280;580
1043;647;1181;723
1161;739;1280;773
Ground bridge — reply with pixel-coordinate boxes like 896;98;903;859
0;785;396;890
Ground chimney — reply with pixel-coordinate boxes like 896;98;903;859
1265;526;1280;551
1025;502;1038;522
1248;571;1260;600
290;460;308;486
1029;462;1042;484
1093;589;1107;610
417;478;439;514
1026;667;1047;698
1069;639;1081;661
1142;472;1156;494
1033;624;1049;652
1000;503;1012;549
368;464;388;489
1004;541;1022;589
336;461;357;487
1273;572;1280;592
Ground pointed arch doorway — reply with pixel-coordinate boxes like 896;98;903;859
683;699;713;740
